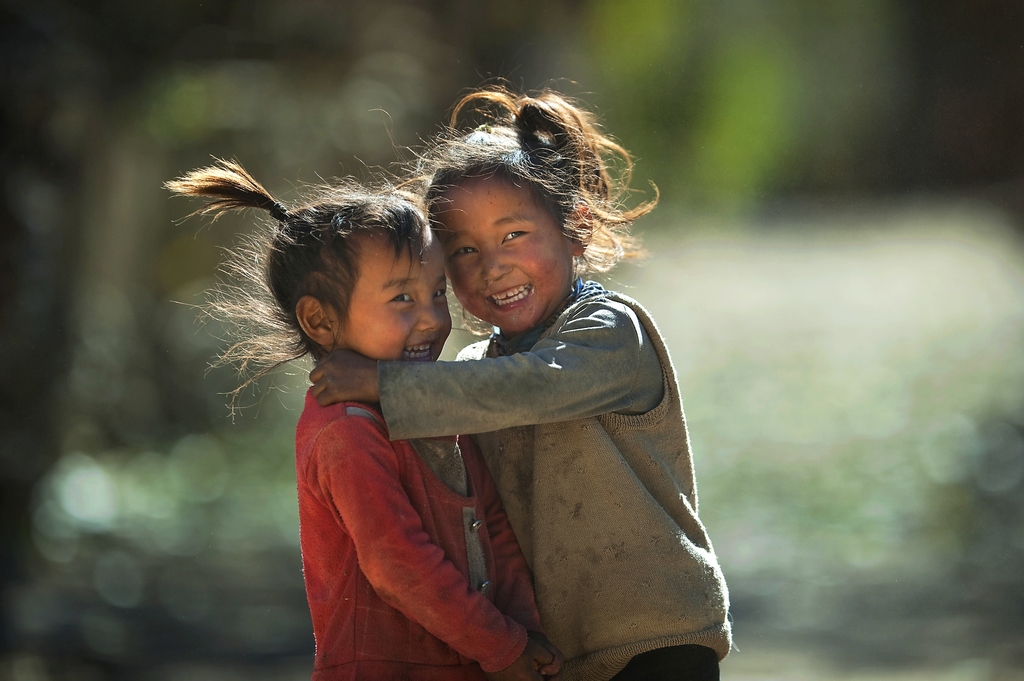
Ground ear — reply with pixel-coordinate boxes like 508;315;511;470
570;238;586;258
295;296;340;350
569;202;593;257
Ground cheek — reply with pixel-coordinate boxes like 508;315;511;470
439;306;454;333
445;265;476;296
526;250;568;282
448;280;486;316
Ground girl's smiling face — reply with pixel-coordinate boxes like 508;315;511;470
335;230;451;362
435;177;584;336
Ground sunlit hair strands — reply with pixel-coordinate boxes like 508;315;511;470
415;86;656;275
165;158;431;402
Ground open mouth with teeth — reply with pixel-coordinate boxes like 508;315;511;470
402;343;435;361
489;284;532;307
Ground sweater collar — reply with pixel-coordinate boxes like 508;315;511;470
488;279;606;357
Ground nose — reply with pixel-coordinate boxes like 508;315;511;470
415;296;449;332
480;247;510;284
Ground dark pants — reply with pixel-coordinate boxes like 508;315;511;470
610;645;720;681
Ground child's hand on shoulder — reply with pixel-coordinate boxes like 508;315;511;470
309;349;380;406
486;632;564;681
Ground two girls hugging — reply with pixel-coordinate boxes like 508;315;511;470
167;87;731;681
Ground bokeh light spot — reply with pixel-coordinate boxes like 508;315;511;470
53;453;117;530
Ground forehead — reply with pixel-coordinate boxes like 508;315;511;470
433;177;548;235
355;229;442;279
437;176;533;210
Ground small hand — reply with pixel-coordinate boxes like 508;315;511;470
309;349;380;406
485;632;564;681
529;632;564;678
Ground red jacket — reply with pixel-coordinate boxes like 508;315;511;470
295;392;542;680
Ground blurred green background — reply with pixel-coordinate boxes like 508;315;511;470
2;1;1023;679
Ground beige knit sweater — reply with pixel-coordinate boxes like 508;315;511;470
378;292;731;680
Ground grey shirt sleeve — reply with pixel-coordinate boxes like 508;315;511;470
378;299;664;440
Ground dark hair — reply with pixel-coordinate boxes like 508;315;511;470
165;158;429;397
415;86;655;274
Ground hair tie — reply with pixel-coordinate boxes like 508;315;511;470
527;130;556;148
269;202;288;221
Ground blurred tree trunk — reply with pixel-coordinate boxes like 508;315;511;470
0;3;83;648
891;0;1024;230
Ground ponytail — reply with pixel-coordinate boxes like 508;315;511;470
164;158;289;223
165;160;430;406
515;97;612;202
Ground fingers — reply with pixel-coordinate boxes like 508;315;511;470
312;381;333;407
306;349;379;405
532;648;555;668
484;658;544;681
531;644;559;680
309;347;345;385
308;363;323;384
538;659;561;677
309;353;336;406
537;660;560;677
531;635;563;678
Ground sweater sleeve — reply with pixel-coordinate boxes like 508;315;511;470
379;299;664;440
310;416;527;672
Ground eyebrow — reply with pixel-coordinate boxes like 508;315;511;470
382;275;415;289
382;272;447;290
494;211;533;226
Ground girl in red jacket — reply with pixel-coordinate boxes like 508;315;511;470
166;160;562;681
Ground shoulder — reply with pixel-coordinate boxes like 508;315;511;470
574;289;654;323
456;339;490;361
303;403;408;484
552;294;649;347
299;398;390;453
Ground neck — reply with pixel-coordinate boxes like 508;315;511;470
491;279;605;355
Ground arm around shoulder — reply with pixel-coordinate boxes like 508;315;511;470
379;298;663;439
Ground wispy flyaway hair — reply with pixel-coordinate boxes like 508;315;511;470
165;158;430;400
